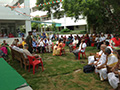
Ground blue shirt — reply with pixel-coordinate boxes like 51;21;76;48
32;41;37;47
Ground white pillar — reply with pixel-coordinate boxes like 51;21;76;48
25;20;31;37
64;13;66;29
40;17;43;33
24;0;30;14
24;0;31;37
50;7;53;23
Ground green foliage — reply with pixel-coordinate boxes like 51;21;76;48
31;23;38;29
31;16;41;30
60;28;71;33
36;0;64;19
63;0;120;33
36;0;120;33
19;25;25;33
79;30;87;34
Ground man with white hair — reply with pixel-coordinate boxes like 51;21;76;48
23;44;41;58
96;48;118;81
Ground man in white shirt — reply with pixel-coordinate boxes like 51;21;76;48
88;50;103;65
69;36;78;52
73;39;87;59
97;33;106;50
94;44;107;73
37;38;45;53
47;38;52;52
96;48;118;81
104;41;113;53
43;38;48;52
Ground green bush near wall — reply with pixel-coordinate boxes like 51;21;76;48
60;28;71;33
58;30;87;34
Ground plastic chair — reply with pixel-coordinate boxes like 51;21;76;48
72;44;76;50
51;42;54;51
78;48;86;60
27;56;44;74
91;43;94;47
60;43;66;55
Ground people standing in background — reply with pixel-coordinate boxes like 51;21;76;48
47;38;52;53
57;34;59;40
25;31;33;53
84;34;90;46
32;30;37;40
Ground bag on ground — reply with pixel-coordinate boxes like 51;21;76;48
83;65;95;73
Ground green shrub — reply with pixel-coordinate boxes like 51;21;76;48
79;30;87;34
60;28;71;33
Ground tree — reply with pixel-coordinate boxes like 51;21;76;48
31;15;41;30
63;0;120;33
36;0;64;19
36;0;120;33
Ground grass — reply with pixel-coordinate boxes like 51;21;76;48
9;46;112;90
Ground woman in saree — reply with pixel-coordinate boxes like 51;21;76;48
1;40;9;55
53;39;63;56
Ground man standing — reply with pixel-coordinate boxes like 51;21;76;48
25;31;33;53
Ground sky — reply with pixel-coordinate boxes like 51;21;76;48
30;0;36;8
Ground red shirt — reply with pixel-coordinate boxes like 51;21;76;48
110;37;120;47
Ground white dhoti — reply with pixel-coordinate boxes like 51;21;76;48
97;68;107;81
88;56;95;64
108;72;120;89
97;54;118;81
48;45;52;52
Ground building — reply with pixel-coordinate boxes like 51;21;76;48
0;0;31;44
30;1;87;32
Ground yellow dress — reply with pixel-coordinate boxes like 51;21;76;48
22;41;26;48
53;43;63;56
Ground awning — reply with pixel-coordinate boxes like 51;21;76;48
31;20;61;27
0;0;23;6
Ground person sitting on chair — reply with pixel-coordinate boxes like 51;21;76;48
96;48;118;81
1;40;9;55
73;39;87;59
69;36;78;52
23;44;41;58
53;39;63;56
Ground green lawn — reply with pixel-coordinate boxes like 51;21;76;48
9;47;112;90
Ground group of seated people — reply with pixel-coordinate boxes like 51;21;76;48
87;41;120;90
53;39;65;56
0;40;10;59
12;43;41;58
11;37;53;54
